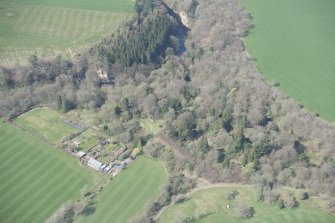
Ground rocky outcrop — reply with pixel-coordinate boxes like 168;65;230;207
180;10;191;28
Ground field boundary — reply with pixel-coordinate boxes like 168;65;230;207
7;119;57;148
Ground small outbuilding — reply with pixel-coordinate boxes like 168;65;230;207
75;151;86;158
112;163;125;176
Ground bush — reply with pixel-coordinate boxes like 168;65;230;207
45;202;75;223
296;191;309;200
264;191;279;206
81;203;96;216
278;197;285;209
226;190;239;200
131;147;142;158
174;194;186;204
235;203;255;218
281;192;298;208
327;198;335;214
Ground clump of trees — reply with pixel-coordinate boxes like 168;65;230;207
95;0;187;68
278;192;298;209
235;203;255;219
45;202;84;223
226;190;239;200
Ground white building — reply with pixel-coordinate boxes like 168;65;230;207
88;158;103;171
75;151;86;158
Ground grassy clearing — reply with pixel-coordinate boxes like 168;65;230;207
72;129;98;152
0;0;133;66
0;122;95;223
12;107;76;145
241;0;335;122
77;138;97;152
76;156;167;223
160;186;335;223
140;119;164;135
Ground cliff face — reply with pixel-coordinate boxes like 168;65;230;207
179;10;191;28
161;0;197;29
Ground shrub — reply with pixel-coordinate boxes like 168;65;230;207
297;191;309;200
264;191;279;206
278;197;285;209
132;147;142;158
282;192;298;208
235;203;255;218
226;190;239;200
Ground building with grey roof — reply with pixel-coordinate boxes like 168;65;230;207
88;158;103;171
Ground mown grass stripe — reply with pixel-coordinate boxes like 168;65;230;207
68;9;80;38
78;157;166;223
99;168;150;222
36;177;87;220
14;5;30;29
27;5;45;32
34;6;51;33
0;140;37;173
0;2;132;65
0;122;94;223
39;6;56;36
14;168;77;222
16;5;36;32
0;141;45;181
47;7;60;36
25;171;81;218
61;8;75;38
0;153;59;210
1;160;73;220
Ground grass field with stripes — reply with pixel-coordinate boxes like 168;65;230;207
0;0;133;66
76;156;167;223
0;121;96;223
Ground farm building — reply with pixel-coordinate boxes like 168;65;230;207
104;165;112;172
111;158;131;176
88;158;103;171
74;151;86;158
112;163;124;176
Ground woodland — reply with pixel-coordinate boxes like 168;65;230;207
0;0;335;222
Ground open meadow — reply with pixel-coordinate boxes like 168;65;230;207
159;187;335;223
0;121;95;223
76;156;167;223
241;0;335;122
0;0;134;66
12;107;77;145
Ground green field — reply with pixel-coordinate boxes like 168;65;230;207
160;187;335;223
76;156;167;223
0;121;95;223
241;0;335;122
0;0;134;66
12;107;76;145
